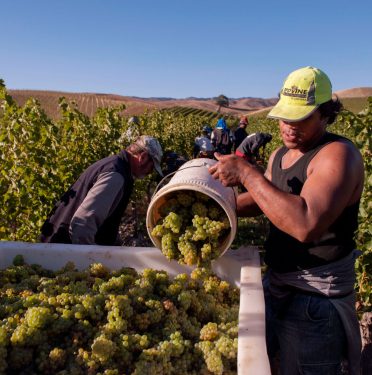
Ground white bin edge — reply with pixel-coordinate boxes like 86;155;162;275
0;241;271;374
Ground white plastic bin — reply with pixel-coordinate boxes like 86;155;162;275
0;241;271;375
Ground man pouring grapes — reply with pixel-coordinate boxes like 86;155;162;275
209;67;364;374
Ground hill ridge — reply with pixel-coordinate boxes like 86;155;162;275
7;87;371;119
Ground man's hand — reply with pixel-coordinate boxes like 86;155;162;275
208;153;251;186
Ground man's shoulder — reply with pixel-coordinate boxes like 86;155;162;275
310;134;363;173
320;133;359;154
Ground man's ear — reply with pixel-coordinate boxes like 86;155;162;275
139;151;150;163
137;150;145;161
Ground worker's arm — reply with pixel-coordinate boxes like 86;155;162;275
235;149;276;217
210;141;363;242
70;172;125;244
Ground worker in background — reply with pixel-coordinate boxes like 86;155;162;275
235;132;272;164
125;116;141;144
204;125;213;139
194;126;215;158
233;115;249;150
211;117;234;155
162;150;188;176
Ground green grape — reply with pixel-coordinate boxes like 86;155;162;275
204;348;224;375
190;267;212;282
24;306;53;329
178;207;192;223
0;255;239;374
161;233;177;260
91;335;117;363
151;190;230;266
177;290;192;310
191;202;208;217
89;263;110;278
200;322;219;341
8;347;33;370
196;341;224;375
176;192;195;207
181;226;193;241
195;192;210;202
159;198;180;216
151;224;165;237
200;243;212;260
208;204;223;220
49;347;67;369
163;212;182;234
215;336;238;359
12;254;25;266
177;240;198;266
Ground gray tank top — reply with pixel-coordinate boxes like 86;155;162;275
264;132;359;273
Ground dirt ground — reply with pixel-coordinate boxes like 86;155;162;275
118;202;152;247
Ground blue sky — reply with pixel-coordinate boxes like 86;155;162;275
1;0;371;98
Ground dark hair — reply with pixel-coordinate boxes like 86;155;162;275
318;97;343;125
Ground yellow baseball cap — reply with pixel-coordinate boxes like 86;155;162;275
268;66;332;122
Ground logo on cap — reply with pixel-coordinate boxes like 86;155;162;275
281;82;316;105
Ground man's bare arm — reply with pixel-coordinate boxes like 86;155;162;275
235;149;277;217
210;142;363;242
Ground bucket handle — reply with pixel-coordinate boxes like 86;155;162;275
151;162;238;203
152;170;179;199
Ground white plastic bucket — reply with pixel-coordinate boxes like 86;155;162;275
146;158;237;258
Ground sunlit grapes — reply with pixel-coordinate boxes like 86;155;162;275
0;256;239;374
151;191;230;266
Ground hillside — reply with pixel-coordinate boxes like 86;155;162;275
7;87;371;120
334;87;372;98
8;89;277;120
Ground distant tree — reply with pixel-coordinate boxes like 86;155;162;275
214;94;229;112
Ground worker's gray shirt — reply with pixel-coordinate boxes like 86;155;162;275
69;171;125;244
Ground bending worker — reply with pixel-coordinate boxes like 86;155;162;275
235;132;272;163
233;115;249;150
209;66;364;374
40;135;163;245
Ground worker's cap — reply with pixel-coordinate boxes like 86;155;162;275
135;135;163;176
268;66;332;122
128;116;140;125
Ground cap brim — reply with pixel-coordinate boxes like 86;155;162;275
267;103;318;122
153;162;163;177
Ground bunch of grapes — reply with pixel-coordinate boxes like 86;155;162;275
0;256;239;374
152;191;230;266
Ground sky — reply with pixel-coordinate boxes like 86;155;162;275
1;0;371;99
